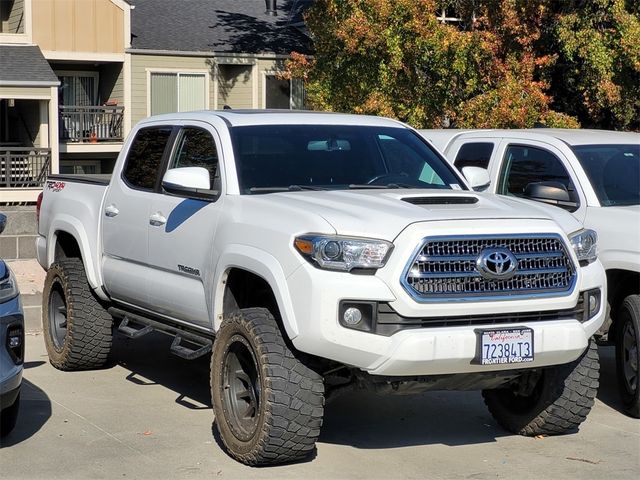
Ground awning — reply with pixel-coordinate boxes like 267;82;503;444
0;45;59;87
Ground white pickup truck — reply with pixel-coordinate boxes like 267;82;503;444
37;112;606;465
420;128;640;417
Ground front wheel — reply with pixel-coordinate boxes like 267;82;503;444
616;295;640;418
211;308;324;466
483;338;599;436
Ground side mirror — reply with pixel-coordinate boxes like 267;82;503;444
0;213;6;234
461;166;491;191
162;167;218;201
523;181;578;211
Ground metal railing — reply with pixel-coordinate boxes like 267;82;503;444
0;148;51;188
59;105;124;142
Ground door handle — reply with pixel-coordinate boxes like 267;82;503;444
149;212;167;227
105;205;119;217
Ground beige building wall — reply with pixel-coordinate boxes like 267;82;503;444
130;54;304;125
32;0;124;54
0;86;51;99
217;64;253;109
130;54;215;126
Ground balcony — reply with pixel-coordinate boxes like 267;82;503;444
0;148;51;203
59;105;124;143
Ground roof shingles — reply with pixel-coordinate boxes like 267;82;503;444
0;45;59;86
130;0;313;55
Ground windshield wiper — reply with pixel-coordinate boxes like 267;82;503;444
347;183;415;189
249;185;328;193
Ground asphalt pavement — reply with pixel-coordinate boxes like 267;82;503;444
1;261;639;479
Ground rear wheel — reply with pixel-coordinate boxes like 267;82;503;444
483;338;599;435
42;258;113;370
211;308;324;466
615;295;640;418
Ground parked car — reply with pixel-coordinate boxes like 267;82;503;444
420;128;640;417
37;112;606;465
0;213;25;437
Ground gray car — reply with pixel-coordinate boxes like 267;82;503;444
0;213;24;437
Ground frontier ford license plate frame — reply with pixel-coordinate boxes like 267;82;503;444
473;327;534;366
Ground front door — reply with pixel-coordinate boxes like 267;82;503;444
146;124;224;329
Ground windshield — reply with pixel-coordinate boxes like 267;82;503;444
230;125;465;194
572;144;640;206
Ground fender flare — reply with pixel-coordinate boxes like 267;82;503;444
212;244;299;339
47;215;103;295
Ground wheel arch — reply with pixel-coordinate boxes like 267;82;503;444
46;216;101;293
606;269;640;337
212;246;299;339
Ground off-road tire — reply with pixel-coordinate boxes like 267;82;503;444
0;393;20;437
615;295;640;418
211;308;324;466
482;338;599;435
42;258;113;370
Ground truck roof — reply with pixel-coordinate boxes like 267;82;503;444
420;128;639;151
138;110;409;128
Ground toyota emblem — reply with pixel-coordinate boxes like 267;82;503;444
476;247;518;280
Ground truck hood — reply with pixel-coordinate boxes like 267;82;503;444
256;189;582;241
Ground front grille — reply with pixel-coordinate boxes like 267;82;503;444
403;235;576;301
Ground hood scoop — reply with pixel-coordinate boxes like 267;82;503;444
402;196;479;205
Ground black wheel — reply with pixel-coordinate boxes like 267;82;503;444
483;338;599;435
211;308;324;466
615;295;640;418
0;393;20;437
42;258;113;370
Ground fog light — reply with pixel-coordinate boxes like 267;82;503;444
343;307;363;325
6;324;24;364
581;289;601;322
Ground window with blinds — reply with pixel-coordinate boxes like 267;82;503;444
150;72;206;115
57;73;99;106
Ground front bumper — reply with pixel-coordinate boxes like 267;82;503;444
1;294;24;406
287;221;607;376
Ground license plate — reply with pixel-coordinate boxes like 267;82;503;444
479;328;534;365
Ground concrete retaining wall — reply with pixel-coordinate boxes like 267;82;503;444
0;206;38;259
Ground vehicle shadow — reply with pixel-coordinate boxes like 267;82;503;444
596;344;628;415
320;389;509;448
110;330;513;450
1;373;52;447
110;330;212;409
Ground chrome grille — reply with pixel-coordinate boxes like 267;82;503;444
403;235;576;301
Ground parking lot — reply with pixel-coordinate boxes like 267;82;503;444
1;261;639;480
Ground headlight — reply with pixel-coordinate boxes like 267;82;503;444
0;265;19;302
294;235;393;271
569;229;598;265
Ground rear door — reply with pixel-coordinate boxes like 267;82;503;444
145;123;225;329
101;125;175;307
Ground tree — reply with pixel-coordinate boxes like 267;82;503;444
285;0;638;130
547;0;640;130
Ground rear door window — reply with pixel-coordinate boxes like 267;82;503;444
122;127;173;191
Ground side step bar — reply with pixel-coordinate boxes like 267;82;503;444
109;307;213;360
118;317;154;339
